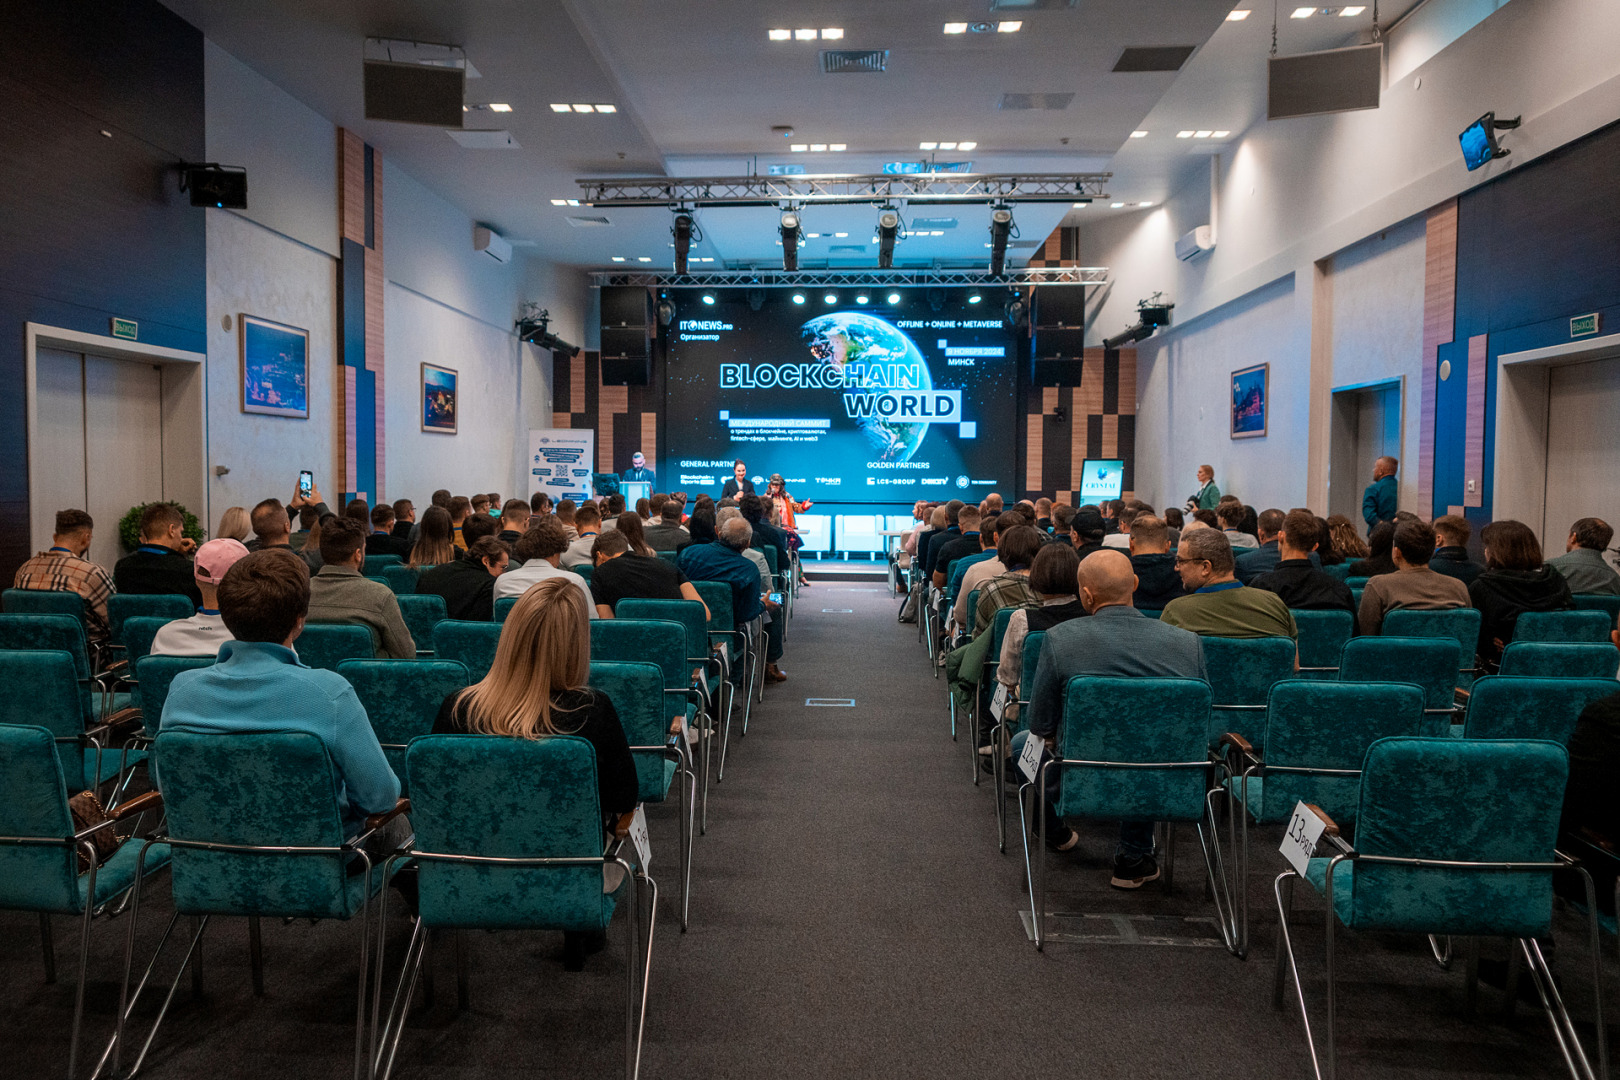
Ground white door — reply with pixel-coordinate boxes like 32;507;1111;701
1542;358;1620;553
32;349;166;567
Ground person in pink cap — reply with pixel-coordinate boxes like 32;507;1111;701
149;537;251;657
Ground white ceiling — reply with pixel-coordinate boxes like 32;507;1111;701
159;0;1416;271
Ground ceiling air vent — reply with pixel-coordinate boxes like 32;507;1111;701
1112;46;1197;73
821;49;889;74
566;215;611;227
998;93;1075;111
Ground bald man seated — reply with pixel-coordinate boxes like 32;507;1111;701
1016;549;1209;890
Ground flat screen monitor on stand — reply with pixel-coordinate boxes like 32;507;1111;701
1079;459;1125;501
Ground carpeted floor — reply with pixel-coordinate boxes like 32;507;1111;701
3;587;1612;1078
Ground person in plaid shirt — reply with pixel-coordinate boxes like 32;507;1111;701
972;524;1045;637
13;509;115;641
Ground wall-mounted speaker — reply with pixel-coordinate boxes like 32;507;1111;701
600;286;653;329
1031;326;1086;387
1033;286;1085;329
599;286;653;385
363;60;466;126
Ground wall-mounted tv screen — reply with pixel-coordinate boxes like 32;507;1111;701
1459;112;1502;171
1079;458;1125;501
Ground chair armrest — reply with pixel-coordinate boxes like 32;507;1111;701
102;659;131;679
106;707;144;732
364;797;411;832
613;811;636;838
1221;732;1256;758
1306;803;1341;836
109;790;163;822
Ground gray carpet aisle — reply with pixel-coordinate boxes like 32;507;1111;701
2;588;1610;1078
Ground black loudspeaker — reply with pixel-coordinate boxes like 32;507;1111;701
600;286;653;329
599;287;654;386
1031;327;1085;387
363;61;466;127
1033;286;1085;329
1268;44;1382;120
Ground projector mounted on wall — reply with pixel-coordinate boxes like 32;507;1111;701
474;225;511;263
1175;225;1214;262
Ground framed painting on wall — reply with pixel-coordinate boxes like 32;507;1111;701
1231;362;1269;439
239;315;309;418
422;363;458;434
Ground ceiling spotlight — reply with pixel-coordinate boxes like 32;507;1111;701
1227;8;1251;19
824;293;838;305
572;104;594;113
855;294;870;304
595;104;616;114
1130;130;1149;138
636;256;652;262
768;28;791;41
988;206;1014;277
550;198;567;206
834;233;848;238
967;292;982;304
780;209;801;271
943;22;969;34
810;143;827;152
887;292;901;304
938;141;958;151
1291;6;1316;16
672;211;695;275
997;21;1022;32
877;208;900;269
1139;201;1154;207
1195;130;1213;138
610;256;625;262
656;292;675;326
791;292;806;304
701;293;716;305
1071;202;1088;208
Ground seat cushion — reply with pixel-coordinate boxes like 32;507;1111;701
1303;856;1355;925
84;746;146;790
635;755;678;804
84;840;171;910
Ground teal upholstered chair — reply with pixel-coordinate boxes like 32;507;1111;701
655;550;680;566
1512;609;1612;644
361;554;403;577
493;596;518;624
992;626;1051;851
1459;675;1618;743
113;731;406;1080
1339;636;1460;735
1343;576;1371;590
1022;676;1216;950
106;593;192;657
396;594;448;658
1498;642;1619;679
687;579;746;764
1382;607;1483;689
592;660;692;929
1207;681;1425;957
1199;635;1297;749
0;613;127;722
375;735;652;1080
1571;593;1620;627
1291;610;1354;679
339;659;470;792
1321;563;1352;583
3;588;90;639
0;650;141;798
119;616;172;670
380;563;419;596
433;621;501;682
295;623;377;672
1273;736;1605;1080
133;656;214;740
618;599;719;748
0;724;167;1079
574;562;595;586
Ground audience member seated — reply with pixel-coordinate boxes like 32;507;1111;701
609;511;655;557
250;498;297;557
599;494;627;529
493;518;594;616
390;499;415;540
683;515;780;680
432;575;636;959
1546;517;1620;596
1355;519;1470;634
407;489;451;546
1234;509;1287;582
561;503;603;568
995;543;1086;721
1348;521;1397;578
1048;504;1077;548
972;524;1044;637
740;493;794;578
1127;515;1187;612
930;505;984;589
150;538;250;656
365;505;412;559
215;506;251;543
470;494;492;519
409;505;458;569
1069;507;1107;560
1250;511;1355;619
1428;514;1482;584
590;528;708;621
449;496;472;549
954;512;1020;627
530;492;552;517
307;516;416;659
158;549;403;844
1162;506;1185;537
114;502;202;608
13;508;115;642
1327;514;1370;564
1564;688;1620;848
1020;549;1208;887
416;536;508;622
715;507;774;598
1470;519;1575;666
644;498;692;553
344;498;370;525
1161;527;1297;639
1034;497;1054;533
555;498;579;543
496;499;531;545
1101;505;1135;550
1216;503;1258;550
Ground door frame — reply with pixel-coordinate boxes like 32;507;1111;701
25;323;207;552
1327;376;1404;520
1493;332;1620;548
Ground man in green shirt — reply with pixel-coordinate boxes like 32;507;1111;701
1161;527;1297;640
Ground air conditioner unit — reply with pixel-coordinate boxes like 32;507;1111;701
474;225;512;263
1175;225;1214;262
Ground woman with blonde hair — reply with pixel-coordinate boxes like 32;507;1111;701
1326;515;1370;561
215;506;251;543
409;505;457;569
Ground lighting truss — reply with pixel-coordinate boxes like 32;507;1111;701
575;172;1111;207
588;267;1109;289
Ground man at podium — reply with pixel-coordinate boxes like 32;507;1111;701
621;450;655;489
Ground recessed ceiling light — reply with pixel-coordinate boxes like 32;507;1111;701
810;143;827;152
795;28;817;40
594;104;616;114
1291;6;1315;17
957;140;977;151
1339;4;1365;12
1071;202;1088;208
1139;201;1154;207
821;28;844;40
637;256;652;262
488;103;512;113
701;293;716;305
1130;130;1149;139
806;232;821;238
997;21;1022;32
572;104;594;113
834;232;848;238
829;143;847;151
550;103;571;113
791;144;808;151
1194;130;1213;138
943;22;969;34
768;28;791;41
1111;202;1125;208
611;256;625;262
1227;8;1251;19
938;141;958;150
1212;129;1231;138
1177;130;1195;138
567;199;580;206
919;141;937;150
550;199;567;206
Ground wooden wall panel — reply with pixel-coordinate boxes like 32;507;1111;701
1463;334;1487;508
339;130;365;246
1023;346;1135;502
1419;199;1458;517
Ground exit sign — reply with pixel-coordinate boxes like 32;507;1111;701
1570;312;1601;338
110;317;138;341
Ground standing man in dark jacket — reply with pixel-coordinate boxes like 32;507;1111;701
1126;515;1186;611
1361;456;1398;535
114;502;201;607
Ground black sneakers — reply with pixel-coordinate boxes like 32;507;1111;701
1110;854;1161;890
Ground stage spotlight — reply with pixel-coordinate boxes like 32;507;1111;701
988;205;1014;277
747;288;766;311
1005;289;1027;326
655;292;676;327
672;212;694;274
792;292;806;304
856;293;870;304
823;292;838;305
701;292;716;305
876;207;900;269
967;292;982;304
779;209;801;271
886;292;902;305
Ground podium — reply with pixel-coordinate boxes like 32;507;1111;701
620;480;651;505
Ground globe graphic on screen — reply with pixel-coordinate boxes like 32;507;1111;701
800;312;933;461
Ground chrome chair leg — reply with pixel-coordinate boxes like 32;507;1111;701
1427;934;1453;968
1521;936;1604;1080
1272;871;1327;1079
1033;762;1050;951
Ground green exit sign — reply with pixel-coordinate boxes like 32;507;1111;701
110;317;138;341
1570;312;1601;338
